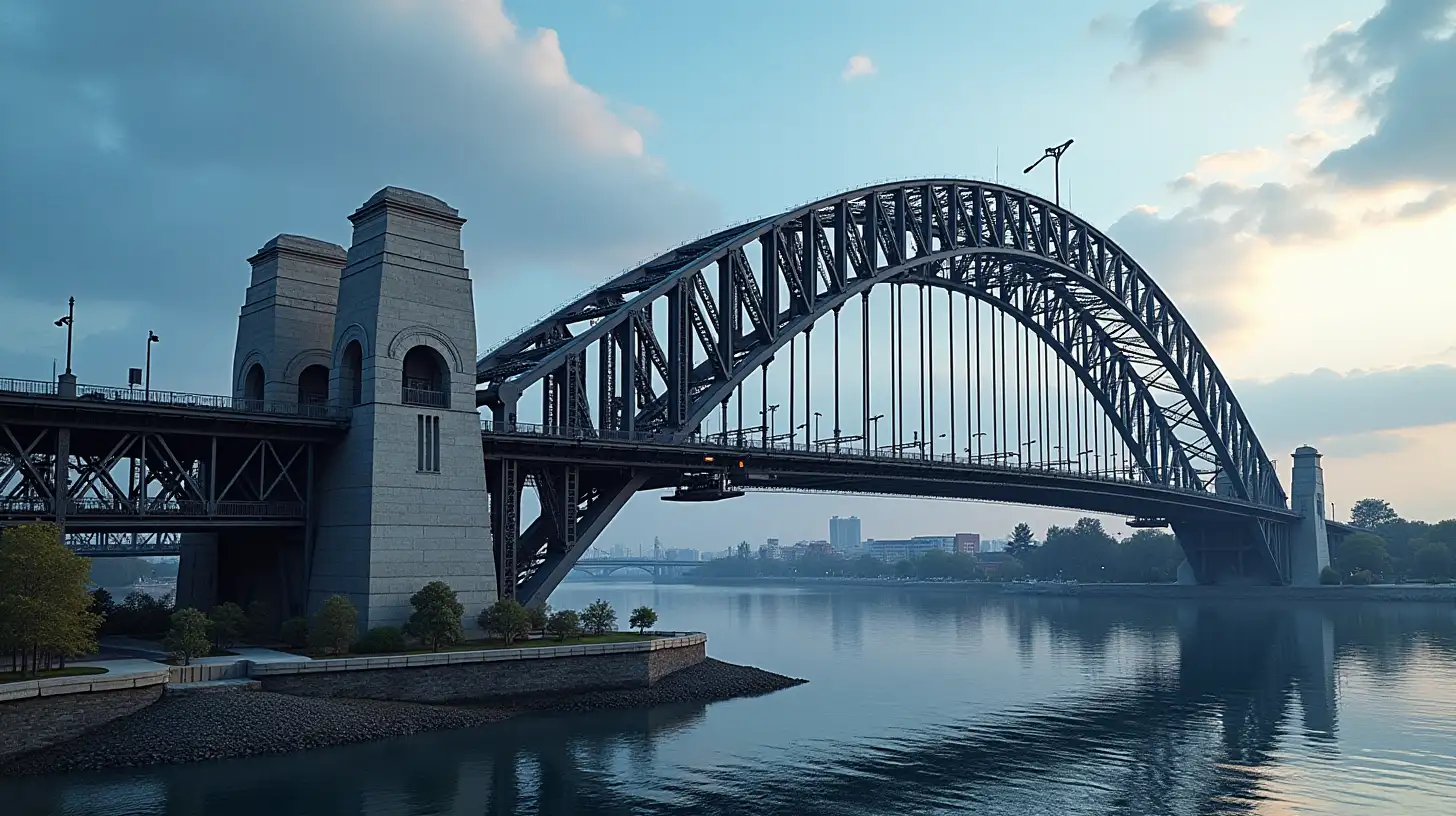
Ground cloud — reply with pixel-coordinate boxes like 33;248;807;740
1100;1;1242;77
1234;364;1456;452
0;0;718;391
842;54;876;81
1312;0;1456;196
1193;147;1275;180
1108;177;1337;336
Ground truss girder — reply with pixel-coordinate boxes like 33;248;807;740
0;423;311;523
476;179;1285;514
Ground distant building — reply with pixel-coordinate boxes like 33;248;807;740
980;538;1006;553
866;535;955;562
807;540;832;557
663;548;700;562
759;541;782;560
829;516;862;554
954;532;982;554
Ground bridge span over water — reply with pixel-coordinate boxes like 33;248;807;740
0;182;1342;628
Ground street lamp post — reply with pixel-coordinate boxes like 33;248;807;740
1023;139;1075;206
144;331;160;399
53;297;75;375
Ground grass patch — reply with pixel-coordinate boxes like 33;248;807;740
0;666;108;684
284;632;658;659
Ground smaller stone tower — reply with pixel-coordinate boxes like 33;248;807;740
232;235;347;407
1289;445;1331;585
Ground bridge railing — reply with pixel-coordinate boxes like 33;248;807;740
481;419;1181;492
0;377;347;420
0;497;306;519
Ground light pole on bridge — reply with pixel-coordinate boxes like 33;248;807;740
1024;139;1074;207
144;331;160;399
53;297;75;376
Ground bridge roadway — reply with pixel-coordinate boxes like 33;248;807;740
479;422;1299;526
4;378;1350;546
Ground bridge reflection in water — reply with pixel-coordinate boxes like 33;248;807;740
10;594;1455;816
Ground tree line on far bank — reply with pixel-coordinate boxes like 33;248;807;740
694;518;1187;584
1324;498;1456;584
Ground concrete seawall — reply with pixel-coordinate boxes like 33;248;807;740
256;635;706;703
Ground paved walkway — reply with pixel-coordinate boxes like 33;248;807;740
68;647;310;680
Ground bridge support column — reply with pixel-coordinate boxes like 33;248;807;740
1288;445;1331;586
175;533;218;611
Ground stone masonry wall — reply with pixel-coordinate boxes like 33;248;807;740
262;650;652;704
648;641;707;684
0;685;162;762
257;638;707;704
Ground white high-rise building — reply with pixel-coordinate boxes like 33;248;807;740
829;515;862;554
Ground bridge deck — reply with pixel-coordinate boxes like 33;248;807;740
481;423;1296;524
0;378;349;439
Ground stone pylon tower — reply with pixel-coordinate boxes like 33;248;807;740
231;235;347;406
1289;445;1331;585
309;187;497;629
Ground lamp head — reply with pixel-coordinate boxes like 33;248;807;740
54;317;69;327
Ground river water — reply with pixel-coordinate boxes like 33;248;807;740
7;582;1456;815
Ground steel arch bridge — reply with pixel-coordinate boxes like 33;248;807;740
476;179;1300;607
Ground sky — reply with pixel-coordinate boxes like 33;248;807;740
1;0;1454;551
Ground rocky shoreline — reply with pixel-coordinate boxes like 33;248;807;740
0;658;806;777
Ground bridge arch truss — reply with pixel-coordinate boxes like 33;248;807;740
477;180;1289;603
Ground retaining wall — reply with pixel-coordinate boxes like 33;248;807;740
254;634;707;703
0;684;164;762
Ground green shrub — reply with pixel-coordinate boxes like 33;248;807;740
1319;566;1341;585
403;581;463;652
580;599;617;636
310;595;358;655
546;609;581;641
354;626;406;654
163;608;212;665
208;602;248;650
280;616;310;649
478;598;531;645
1347;569;1375;586
526;602;550;634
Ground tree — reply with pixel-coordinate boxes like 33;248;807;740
526;602;550;634
1413;541;1454;580
1114;530;1184;583
628;605;658;634
737;541;751;559
89;588;115;621
1334;533;1391;580
0;523;102;675
580;599;617;636
1350;498;1399;530
208;602;248;650
1026;518;1119;582
310;594;358;655
280;616;309;648
403;581;464;651
1007;523;1037;557
163;608;212;664
546;609;582;641
478;598;531;645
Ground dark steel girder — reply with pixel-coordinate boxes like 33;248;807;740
475;180;1281;512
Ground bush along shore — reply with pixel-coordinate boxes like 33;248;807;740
0;658;806;777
